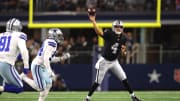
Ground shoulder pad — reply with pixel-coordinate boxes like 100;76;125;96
19;33;27;40
48;41;57;47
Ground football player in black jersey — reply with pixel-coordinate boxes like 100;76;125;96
84;10;141;101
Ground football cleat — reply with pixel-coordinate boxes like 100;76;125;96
131;96;141;101
83;98;90;101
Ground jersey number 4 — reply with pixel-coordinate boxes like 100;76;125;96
111;43;119;54
0;36;11;52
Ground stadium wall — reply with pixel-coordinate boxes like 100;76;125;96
0;12;180;26
32;64;180;91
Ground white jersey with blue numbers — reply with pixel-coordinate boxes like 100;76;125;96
0;31;29;67
32;39;57;72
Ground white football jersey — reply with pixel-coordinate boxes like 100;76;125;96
0;31;29;67
32;39;57;71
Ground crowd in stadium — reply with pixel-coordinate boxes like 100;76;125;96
0;0;180;13
0;0;179;65
24;29;96;64
23;29;135;64
45;0;178;12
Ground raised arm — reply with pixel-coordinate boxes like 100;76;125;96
88;8;104;36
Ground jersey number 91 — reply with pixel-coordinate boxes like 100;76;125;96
0;36;11;52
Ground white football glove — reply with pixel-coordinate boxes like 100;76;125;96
60;52;70;61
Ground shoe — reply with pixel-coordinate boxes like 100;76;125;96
84;98;90;101
131;96;141;101
0;86;3;95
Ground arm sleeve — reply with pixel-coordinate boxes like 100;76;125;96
18;34;29;69
50;56;61;63
43;45;56;74
50;52;70;63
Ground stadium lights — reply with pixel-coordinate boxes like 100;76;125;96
28;0;161;28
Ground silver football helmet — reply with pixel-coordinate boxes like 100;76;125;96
48;28;64;44
6;18;22;32
112;20;124;35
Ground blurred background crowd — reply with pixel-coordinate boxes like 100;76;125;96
0;0;179;68
12;28;136;65
0;0;180;13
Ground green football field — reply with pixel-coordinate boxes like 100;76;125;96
0;91;180;101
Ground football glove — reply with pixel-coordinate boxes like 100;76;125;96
60;52;70;61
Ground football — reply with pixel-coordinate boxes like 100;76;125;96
88;8;96;16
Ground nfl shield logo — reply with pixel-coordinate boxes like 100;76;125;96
174;69;180;83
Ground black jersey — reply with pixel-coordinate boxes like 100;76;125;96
102;29;126;61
